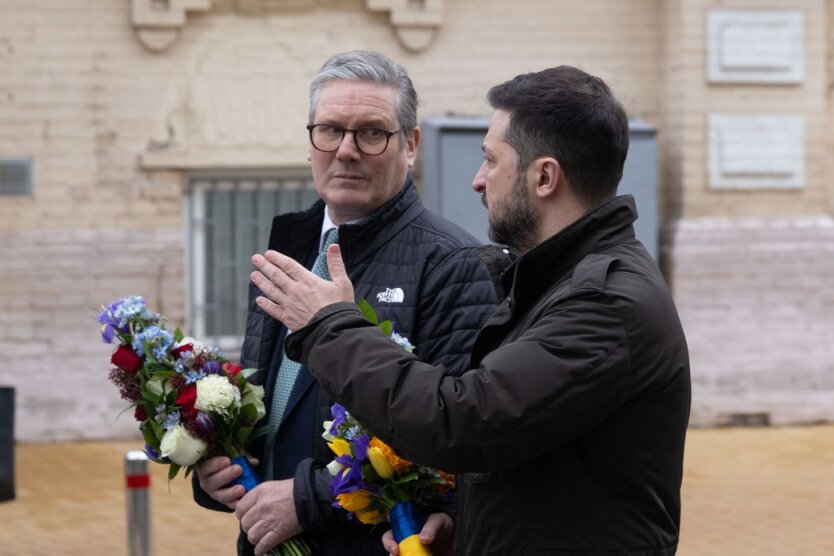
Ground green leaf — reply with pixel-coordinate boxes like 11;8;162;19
168;463;181;480
241;367;258;380
142;424;157;448
248;425;271;442
173;327;184;343
240;403;257;423
357;298;378;324
379;320;393;337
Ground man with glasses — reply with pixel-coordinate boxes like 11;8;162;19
191;50;508;556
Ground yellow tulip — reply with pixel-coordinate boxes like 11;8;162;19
336;490;372;512
327;437;351;457
367;446;395;479
357;508;384;525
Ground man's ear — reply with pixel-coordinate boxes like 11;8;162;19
533;157;561;199
405;127;421;168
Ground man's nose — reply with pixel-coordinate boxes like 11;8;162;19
472;161;487;192
336;131;361;160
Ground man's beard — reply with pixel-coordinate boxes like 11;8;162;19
484;173;538;252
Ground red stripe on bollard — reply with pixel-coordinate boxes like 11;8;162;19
125;474;151;489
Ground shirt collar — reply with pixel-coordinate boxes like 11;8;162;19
320;208;338;251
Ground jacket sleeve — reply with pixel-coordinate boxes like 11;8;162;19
285;290;630;474
411;247;502;375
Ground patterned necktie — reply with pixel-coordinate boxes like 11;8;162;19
262;227;339;480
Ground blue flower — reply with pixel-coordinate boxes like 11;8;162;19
132;325;174;361
184;369;206;384
163;410;181;431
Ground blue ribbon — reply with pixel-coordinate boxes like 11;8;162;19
390;501;422;543
228;455;260;492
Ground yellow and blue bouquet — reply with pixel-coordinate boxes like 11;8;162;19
322;301;454;556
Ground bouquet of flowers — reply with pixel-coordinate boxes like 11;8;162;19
322;300;455;556
98;295;312;556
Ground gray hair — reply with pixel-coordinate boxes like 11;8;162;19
308;50;419;135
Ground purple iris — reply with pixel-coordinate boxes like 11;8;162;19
354;434;370;461
203;359;221;375
329;457;363;498
330;403;348;435
143;443;160;461
96;302;125;344
195;411;215;434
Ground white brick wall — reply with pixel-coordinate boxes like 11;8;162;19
0;0;832;439
0;228;185;440
666;215;834;426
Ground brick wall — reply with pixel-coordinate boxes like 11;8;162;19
0;0;832;440
667;215;834;426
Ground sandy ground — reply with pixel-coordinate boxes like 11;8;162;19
0;425;833;555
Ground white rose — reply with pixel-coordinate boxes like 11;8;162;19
159;424;207;466
241;383;266;421
195;374;241;415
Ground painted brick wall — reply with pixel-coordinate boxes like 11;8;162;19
667;216;834;426
1;0;832;440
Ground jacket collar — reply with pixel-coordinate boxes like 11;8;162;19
501;194;638;314
338;174;423;264
267;174;423;265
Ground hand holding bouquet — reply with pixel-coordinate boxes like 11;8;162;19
323;301;455;556
98;295;312;555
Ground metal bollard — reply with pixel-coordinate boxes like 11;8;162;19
125;450;152;556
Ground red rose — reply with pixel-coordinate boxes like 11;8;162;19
222;362;242;378
111;345;143;373
134;405;148;422
176;384;198;420
172;343;193;359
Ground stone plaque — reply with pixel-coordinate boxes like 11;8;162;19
708;9;804;84
708;114;804;189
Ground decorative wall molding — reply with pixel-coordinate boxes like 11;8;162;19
707;9;804;84
131;0;212;52
708;113;804;189
131;1;444;52
366;0;444;52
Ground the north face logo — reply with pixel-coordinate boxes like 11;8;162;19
376;287;405;303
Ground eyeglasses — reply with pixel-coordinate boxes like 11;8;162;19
307;124;402;156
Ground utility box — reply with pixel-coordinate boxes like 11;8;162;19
419;117;659;261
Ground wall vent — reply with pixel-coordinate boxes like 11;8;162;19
0;158;33;196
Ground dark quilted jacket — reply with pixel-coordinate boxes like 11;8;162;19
193;177;508;555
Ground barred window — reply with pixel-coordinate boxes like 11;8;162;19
187;174;319;352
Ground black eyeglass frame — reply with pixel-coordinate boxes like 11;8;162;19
306;124;403;156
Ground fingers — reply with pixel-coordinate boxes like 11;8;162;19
382;529;399;555
235;485;259;523
254;530;282;556
196;456;246;508
326;244;347;284
421;512;452;543
196;456;232;476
